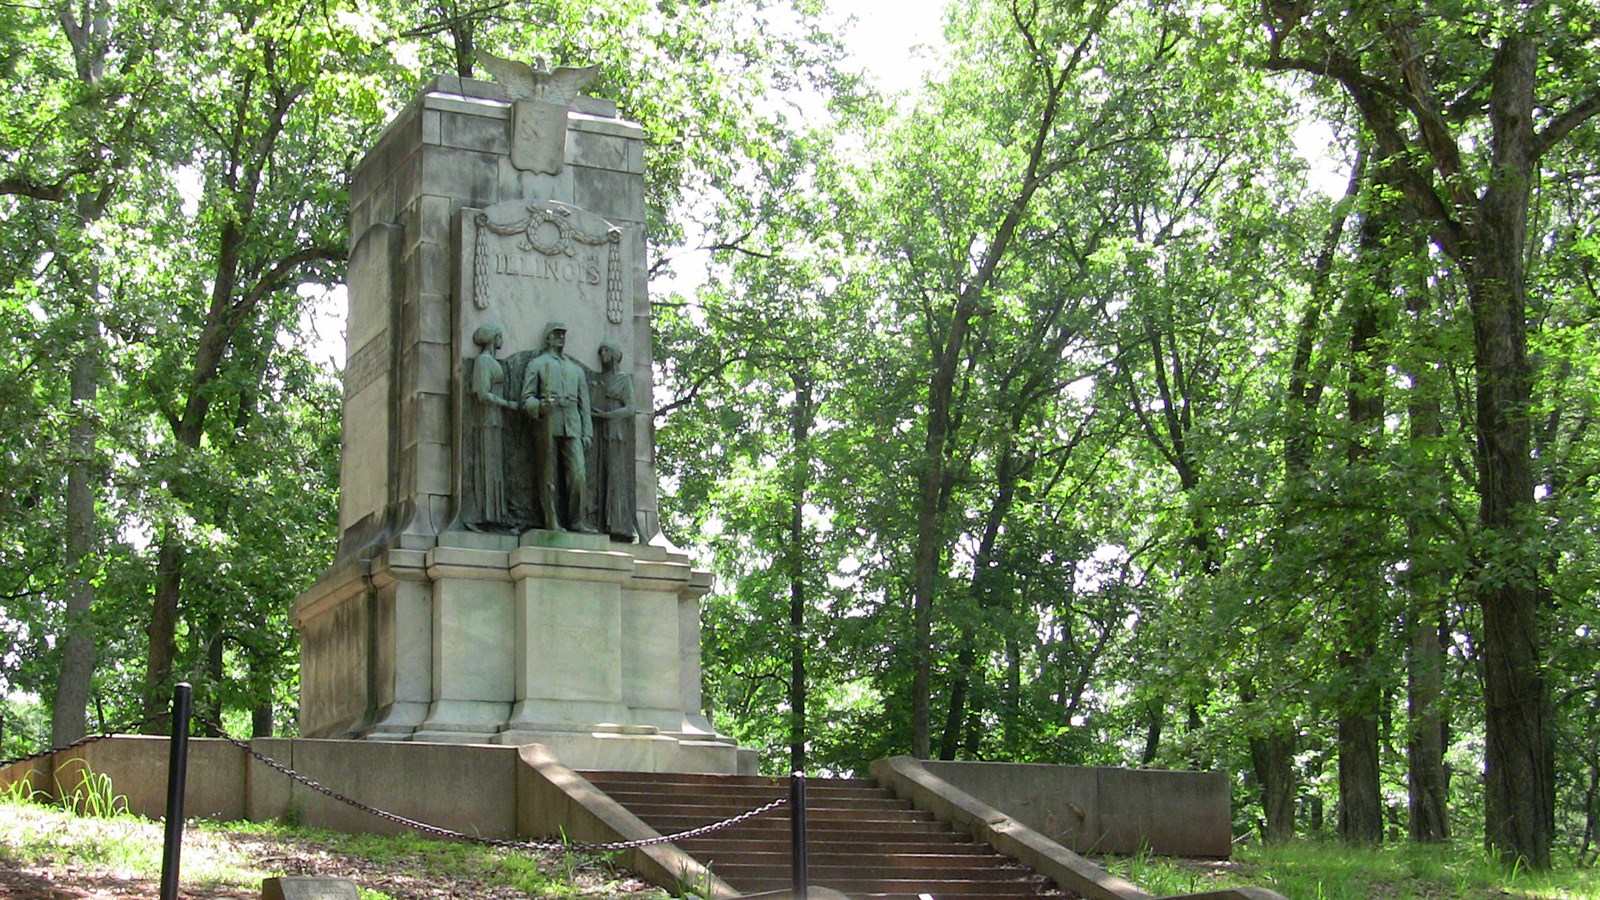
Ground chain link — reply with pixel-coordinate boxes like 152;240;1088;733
0;712;168;771
201;721;787;854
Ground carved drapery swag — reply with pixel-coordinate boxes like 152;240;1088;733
472;205;625;323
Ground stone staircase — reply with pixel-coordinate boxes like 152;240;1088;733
580;770;1074;898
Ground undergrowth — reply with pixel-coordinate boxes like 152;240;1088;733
1101;839;1600;898
0;792;668;898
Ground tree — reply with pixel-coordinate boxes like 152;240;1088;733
1259;0;1600;865
131;0;376;721
1;0;178;745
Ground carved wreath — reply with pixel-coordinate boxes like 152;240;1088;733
472;206;625;323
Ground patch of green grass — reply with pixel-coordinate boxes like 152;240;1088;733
200;820;656;897
1102;839;1600;899
53;761;130;818
0;794;667;897
0;794;263;887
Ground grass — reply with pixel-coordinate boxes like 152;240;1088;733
0;792;671;899
1101;839;1600;898
0;795;268;890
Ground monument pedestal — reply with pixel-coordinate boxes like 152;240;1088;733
293;531;752;774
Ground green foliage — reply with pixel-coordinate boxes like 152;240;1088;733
1104;839;1600;899
0;694;50;760
660;0;1600;870
53;761;128;818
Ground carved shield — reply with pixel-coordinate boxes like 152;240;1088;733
511;98;568;174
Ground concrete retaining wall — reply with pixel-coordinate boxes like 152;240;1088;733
920;759;1232;858
873;757;1282;900
3;737;525;835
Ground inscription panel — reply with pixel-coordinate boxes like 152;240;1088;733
458;199;634;363
343;331;388;397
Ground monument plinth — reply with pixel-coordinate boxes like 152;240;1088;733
292;71;751;774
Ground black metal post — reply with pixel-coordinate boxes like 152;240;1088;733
159;683;192;900
790;770;808;898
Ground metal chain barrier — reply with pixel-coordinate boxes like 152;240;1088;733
197;718;786;854
0;711;169;770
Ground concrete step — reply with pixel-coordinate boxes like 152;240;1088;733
600;791;914;814
580;770;1072;898
679;849;1006;868
582;770;876;786
726;874;1057;896
640;810;934;832
675;835;992;856
713;860;1044;881
581;777;892;802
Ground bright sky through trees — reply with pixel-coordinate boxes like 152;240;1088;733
834;3;946;94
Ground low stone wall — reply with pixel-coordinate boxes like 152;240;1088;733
1;737;522;833
0;736;732;897
3;735;247;822
872;757;1282;900
919;758;1232;858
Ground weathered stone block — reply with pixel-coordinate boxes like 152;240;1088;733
416;340;453;394
625;137;644;175
568;129;627;171
417;392;451;445
403;241;452;298
572;165;645;223
415;440;452;495
496;157;571;204
260;876;360;900
418;292;451;343
420;145;499;203
434;576;515;700
441;109;509;155
621;590;680;711
418;194;452;248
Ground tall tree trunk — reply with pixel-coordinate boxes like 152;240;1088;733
51;318;98;747
939;433;1022;760
1472;37;1552;867
142;210;243;720
1002;632;1022;756
1406;587;1450;841
1140;695;1164;765
249;655;274;737
1336;193;1388;847
49;5;111;748
143;537;186;724
201;615;224;737
910;314;972;757
904;4;1082;755
1251;730;1297;841
1404;277;1450;843
787;373;813;773
1255;150;1361;843
252;702;274;738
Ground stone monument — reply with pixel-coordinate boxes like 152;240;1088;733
291;60;752;774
